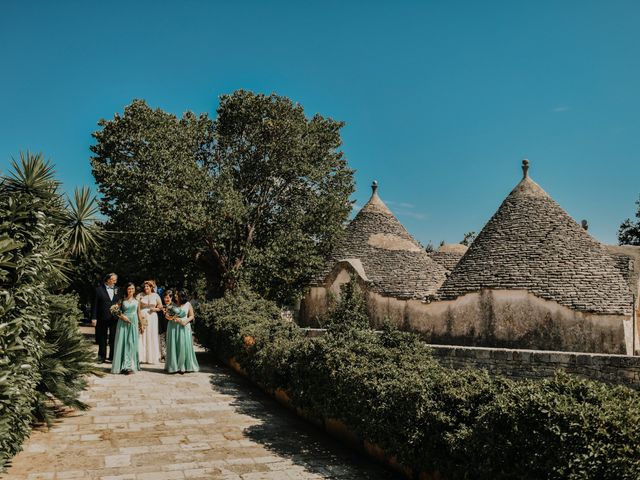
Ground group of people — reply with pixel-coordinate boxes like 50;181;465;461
91;273;200;375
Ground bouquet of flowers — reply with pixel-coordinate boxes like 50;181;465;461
165;304;179;316
165;305;185;323
110;303;122;317
139;311;149;331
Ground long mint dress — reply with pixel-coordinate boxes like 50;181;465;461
111;299;140;374
165;301;199;373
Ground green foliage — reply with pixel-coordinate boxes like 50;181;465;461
195;295;640;480
324;278;370;333
460;231;476;246
91;99;213;288
209;91;354;302
64;186;104;257
34;294;98;426
465;373;640;480
194;287;282;362
91;91;354;302
0;152;100;470
618;195;640;245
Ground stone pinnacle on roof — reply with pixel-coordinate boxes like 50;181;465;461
362;179;393;215
438;160;633;315
314;180;448;299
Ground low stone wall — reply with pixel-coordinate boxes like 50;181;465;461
301;328;640;388
430;344;640;389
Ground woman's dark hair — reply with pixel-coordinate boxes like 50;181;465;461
174;290;189;305
162;289;174;303
123;282;136;298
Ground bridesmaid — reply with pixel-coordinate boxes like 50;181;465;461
165;290;199;374
157;289;173;361
137;280;162;364
111;282;140;374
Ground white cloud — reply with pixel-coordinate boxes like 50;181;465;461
387;200;416;209
394;209;428;221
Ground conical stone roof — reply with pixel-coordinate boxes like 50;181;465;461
315;182;448;299
427;243;468;272
438;161;633;315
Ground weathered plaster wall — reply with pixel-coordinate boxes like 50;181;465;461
299;265;370;327
299;286;329;326
406;290;629;354
300;268;633;354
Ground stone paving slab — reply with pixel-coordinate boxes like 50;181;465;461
2;328;400;479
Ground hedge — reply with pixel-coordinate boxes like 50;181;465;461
0;158;98;470
195;289;640;480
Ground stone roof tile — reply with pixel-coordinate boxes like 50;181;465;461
314;182;447;299
438;161;633;315
427;244;468;272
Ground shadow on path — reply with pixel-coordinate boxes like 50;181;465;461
208;364;402;479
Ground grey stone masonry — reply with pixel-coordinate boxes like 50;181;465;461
314;182;447;299
430;344;640;388
438;163;633;315
427;244;468;273
605;244;640;295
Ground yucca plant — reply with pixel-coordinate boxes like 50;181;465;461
4;151;60;199
0;151;101;470
34;293;99;425
64;186;104;257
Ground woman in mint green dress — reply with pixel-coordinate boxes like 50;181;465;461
111;282;140;374
164;290;199;374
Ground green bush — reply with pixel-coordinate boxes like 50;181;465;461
0;154;101;470
0;201;52;468
195;289;640;479
34;293;97;425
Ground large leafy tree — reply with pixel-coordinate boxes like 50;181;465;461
204;91;353;302
618;195;640;245
91;100;214;288
91;91;354;302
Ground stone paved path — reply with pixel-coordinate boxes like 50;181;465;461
3;328;399;480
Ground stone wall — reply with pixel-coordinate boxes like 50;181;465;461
430;344;640;389
300;327;640;388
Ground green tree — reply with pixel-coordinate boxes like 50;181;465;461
205;91;353;302
326;277;370;333
618;196;640;246
91;92;354;302
91;99;214;288
461;231;477;246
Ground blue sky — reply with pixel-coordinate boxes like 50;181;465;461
1;0;639;245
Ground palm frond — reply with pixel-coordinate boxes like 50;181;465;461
5;151;60;199
64;187;104;256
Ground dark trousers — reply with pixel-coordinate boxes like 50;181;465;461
96;318;116;360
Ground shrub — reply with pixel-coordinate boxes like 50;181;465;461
0;154;102;470
34;294;98;425
195;290;640;479
324;277;369;332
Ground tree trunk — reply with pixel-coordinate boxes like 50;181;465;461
196;251;226;299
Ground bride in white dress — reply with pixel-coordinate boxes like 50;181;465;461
137;280;162;364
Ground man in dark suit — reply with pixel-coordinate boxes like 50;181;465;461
91;272;119;363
